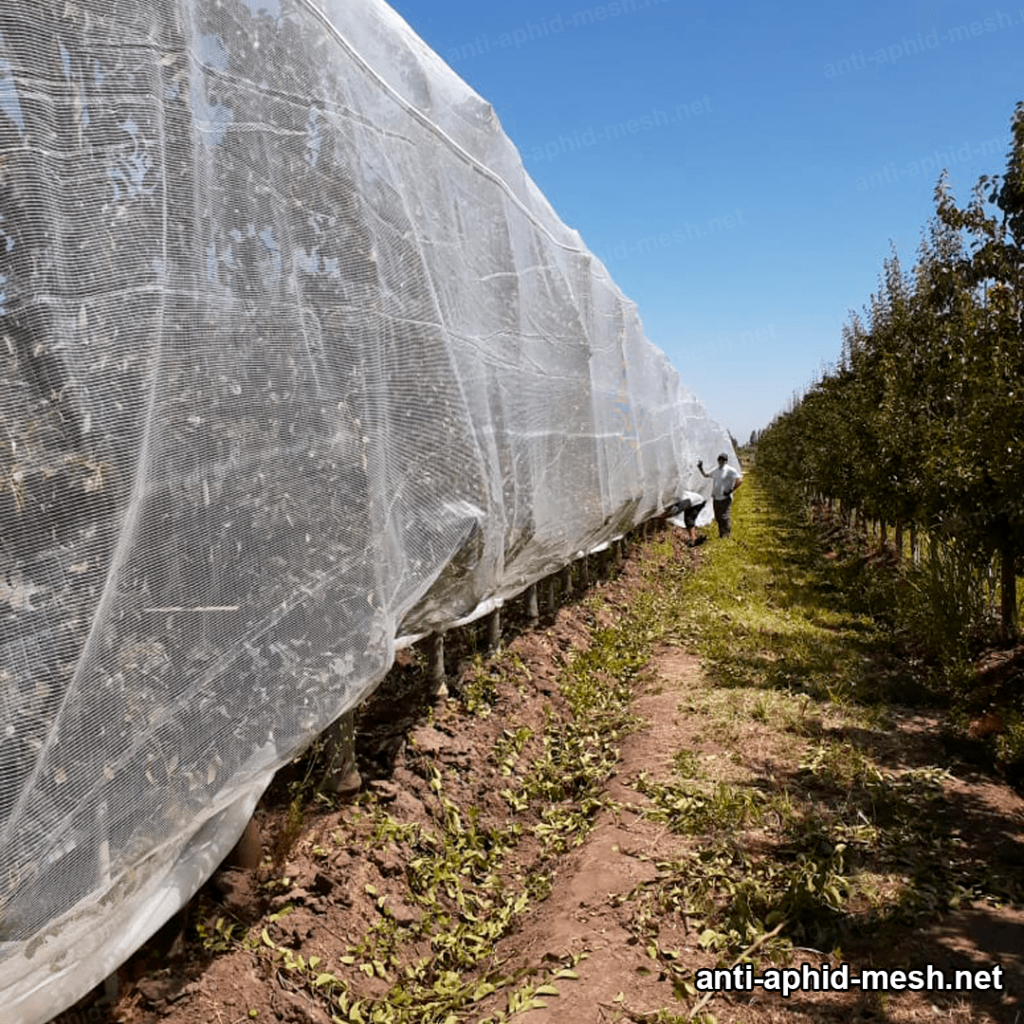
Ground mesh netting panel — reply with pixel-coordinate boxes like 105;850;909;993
0;1;734;1019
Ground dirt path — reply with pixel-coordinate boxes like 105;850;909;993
510;658;704;1024
68;525;1024;1024
492;642;1024;1024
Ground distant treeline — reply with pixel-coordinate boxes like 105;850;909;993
758;101;1024;637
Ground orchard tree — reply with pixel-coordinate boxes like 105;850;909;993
910;216;981;525
758;102;1024;637
861;249;928;546
933;101;1024;636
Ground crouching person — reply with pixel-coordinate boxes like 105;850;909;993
662;490;708;547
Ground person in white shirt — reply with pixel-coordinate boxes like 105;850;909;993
697;453;742;538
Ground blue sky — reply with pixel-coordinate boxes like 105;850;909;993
385;0;1021;443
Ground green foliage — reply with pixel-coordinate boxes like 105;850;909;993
896;538;999;669
634;774;767;836
758;101;1024;638
671;748;701;779
195;913;244;953
631;469;1021;982
993;711;1024;770
458;654;500;715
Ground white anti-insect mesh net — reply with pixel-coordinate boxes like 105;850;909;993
0;1;734;1020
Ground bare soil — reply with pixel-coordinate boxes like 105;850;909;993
62;527;1024;1024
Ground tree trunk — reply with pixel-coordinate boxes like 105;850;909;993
525;584;539;626
323;710;362;795
559;563;572;598
545;575;557;615
486;608;502;652
426;633;447;696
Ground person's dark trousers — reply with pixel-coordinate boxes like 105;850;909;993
683;502;705;531
713;497;732;538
